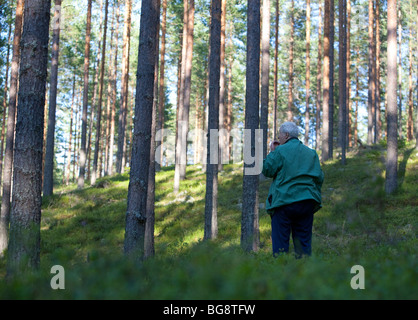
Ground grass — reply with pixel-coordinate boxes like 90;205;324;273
0;143;417;299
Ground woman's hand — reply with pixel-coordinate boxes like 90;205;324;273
269;140;280;152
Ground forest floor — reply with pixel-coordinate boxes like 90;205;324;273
0;141;417;299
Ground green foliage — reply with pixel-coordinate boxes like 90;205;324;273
0;146;417;299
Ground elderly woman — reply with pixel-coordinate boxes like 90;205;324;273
262;122;324;258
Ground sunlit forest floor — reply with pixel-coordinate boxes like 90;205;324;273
0;141;417;299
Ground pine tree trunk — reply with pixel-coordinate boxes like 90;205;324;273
204;0;221;241
329;0;334;158
78;0;93;188
0;0;24;256
108;6;119;176
241;0;260;252
7;0;51;275
87;1;104;181
145;20;160;258
156;0;167;171
91;0;109;186
260;0;270;157
354;45;360;145
367;0;376;145
416;0;418;149
174;0;189;193
116;0;132;174
338;0;347;165
304;0;311;146
0;23;12;195
287;0;294;121
407;3;413;142
124;0;160;259
315;1;322;150
273;0;279;141
347;0;352;147
385;0;398;194
218;0;227;170
43;0;63;196
322;0;331;161
375;0;381;142
174;0;195;193
397;7;403;140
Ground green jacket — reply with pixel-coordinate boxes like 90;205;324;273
262;138;324;215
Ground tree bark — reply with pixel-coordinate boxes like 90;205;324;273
0;23;12;197
347;0;352;147
156;0;167;171
273;0;279;141
385;0;398;194
43;0;63;196
338;0;347;164
329;0;334;157
78;0;92;188
287;0;294;122
407;3;413;142
367;0;376;145
174;0;195;193
7;0;51;275
66;76;76;185
304;0;311;146
260;0;270;157
0;0;24;256
124;0;160;259
108;5;119;176
397;7;403;140
91;0;109;186
204;0;221;241
375;0;381;142
315;1;322;150
218;0;227;170
322;0;331;161
241;0;260;252
116;0;132;174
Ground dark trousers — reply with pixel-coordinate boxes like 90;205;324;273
271;200;316;258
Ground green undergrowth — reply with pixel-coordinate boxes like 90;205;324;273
0;143;416;299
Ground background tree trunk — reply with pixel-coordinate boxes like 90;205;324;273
91;0;109;186
304;0;311;146
218;0;227;170
385;0;398;194
78;0;93;189
315;1;322;150
322;0;331;162
241;0;260;253
43;0;63;196
116;0;132;174
273;0;279;141
7;0;51;275
0;0;24;256
338;0;347;165
328;0;334;158
204;0;221;241
156;0;167;172
260;0;270;158
367;0;376;145
124;0;160;259
287;0;294;121
174;0;195;193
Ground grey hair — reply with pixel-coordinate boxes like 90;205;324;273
279;122;299;138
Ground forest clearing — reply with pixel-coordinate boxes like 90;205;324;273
0;0;417;301
0;143;416;299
